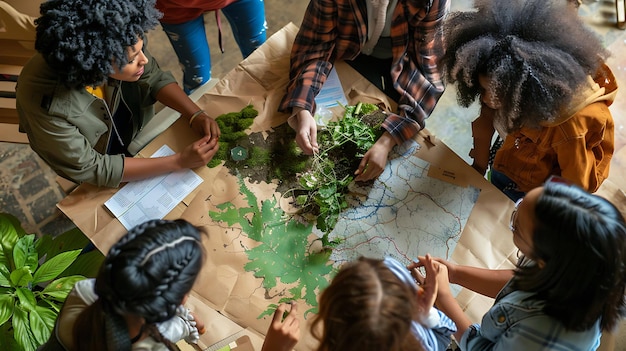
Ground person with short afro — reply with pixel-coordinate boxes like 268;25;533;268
439;0;617;201
16;0;221;188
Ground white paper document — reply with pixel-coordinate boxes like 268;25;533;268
104;145;203;230
314;67;348;109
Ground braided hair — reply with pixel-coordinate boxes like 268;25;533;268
34;0;162;88
439;0;608;132
73;219;205;351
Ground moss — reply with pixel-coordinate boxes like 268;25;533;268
237;118;255;131
207;141;230;168
247;146;271;166
241;104;258;119
221;131;248;142
207;158;222;168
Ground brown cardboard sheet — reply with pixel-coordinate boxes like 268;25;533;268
57;23;568;349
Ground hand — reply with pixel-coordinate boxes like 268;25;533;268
413;256;459;283
189;311;206;335
261;303;300;351
289;110;318;155
413;256;454;300
408;254;438;322
191;112;221;141
178;135;220;169
354;133;395;182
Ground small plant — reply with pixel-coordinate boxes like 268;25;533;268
0;213;103;351
288;102;383;245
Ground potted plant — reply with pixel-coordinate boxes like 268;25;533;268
0;213;103;351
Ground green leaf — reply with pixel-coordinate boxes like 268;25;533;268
0;294;15;326
41;275;85;301
34;234;53;260
318;184;337;199
0;264;11;287
32;250;82;285
29;306;56;345
58;250;104;279
41;227;89;260
38;298;61;313
0;213;26;269
13;235;38;272
12;307;37;351
0;322;20;351
15;287;37;310
10;267;33;287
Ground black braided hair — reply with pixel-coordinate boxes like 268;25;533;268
34;0;162;88
97;219;204;324
74;219;205;350
438;0;608;132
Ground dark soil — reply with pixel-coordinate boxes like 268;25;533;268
219;109;387;195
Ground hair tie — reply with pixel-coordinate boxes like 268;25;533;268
140;237;200;266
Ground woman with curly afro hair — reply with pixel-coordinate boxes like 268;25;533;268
439;0;617;201
16;0;221;188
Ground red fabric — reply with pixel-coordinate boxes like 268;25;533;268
156;0;237;24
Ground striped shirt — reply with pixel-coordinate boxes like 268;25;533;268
279;0;449;145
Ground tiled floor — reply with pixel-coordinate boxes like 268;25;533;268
1;0;625;346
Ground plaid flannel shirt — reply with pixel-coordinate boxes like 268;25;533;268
279;0;449;145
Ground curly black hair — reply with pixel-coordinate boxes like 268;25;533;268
439;0;609;131
35;0;162;88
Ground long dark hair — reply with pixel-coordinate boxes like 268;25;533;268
311;257;424;351
73;219;205;350
513;182;626;331
439;0;608;132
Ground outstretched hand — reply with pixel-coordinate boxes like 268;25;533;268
261;303;300;351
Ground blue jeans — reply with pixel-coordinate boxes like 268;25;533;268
490;169;526;202
160;0;267;93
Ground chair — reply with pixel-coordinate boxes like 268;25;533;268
0;1;38;132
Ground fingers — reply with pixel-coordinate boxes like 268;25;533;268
272;304;289;324
354;158;382;182
296;132;315;155
262;303;300;351
282;302;299;327
189;311;207;335
422;254;439;289
410;265;426;285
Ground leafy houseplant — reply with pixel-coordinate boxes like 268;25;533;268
0;213;103;351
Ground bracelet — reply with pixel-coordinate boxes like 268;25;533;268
188;109;205;127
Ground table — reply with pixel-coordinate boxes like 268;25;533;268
58;23;525;350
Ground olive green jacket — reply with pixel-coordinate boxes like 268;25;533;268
17;51;177;187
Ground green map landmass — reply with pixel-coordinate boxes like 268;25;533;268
209;175;336;317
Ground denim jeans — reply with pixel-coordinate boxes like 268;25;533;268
160;0;267;93
490;169;525;202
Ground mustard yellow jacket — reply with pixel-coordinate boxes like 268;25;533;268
494;65;617;193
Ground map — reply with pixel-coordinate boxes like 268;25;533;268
209;141;480;316
326;142;480;265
